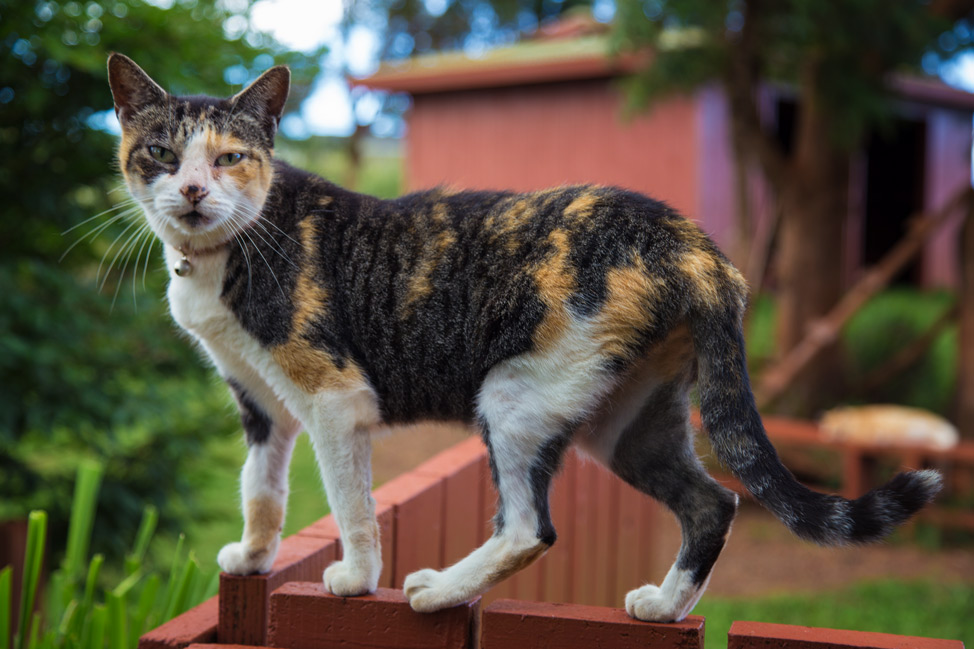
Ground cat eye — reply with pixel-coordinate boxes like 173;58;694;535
148;145;177;164
216;152;244;167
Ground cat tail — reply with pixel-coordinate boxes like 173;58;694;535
687;295;942;546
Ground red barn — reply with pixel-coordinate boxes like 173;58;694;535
357;33;974;288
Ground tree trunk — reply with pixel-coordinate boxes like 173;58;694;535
773;60;849;414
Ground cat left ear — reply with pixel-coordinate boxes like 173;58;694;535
107;53;168;125
230;66;290;132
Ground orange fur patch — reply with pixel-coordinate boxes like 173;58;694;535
244;496;284;553
272;338;365;392
563;191;599;221
532;228;576;349
594;254;665;358
402;203;455;312
270;215;366;393
484;541;549;586
677;247;721;306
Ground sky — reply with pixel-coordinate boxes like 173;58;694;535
249;0;381;138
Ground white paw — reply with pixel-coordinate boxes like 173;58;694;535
403;568;467;613
217;541;275;575
323;560;376;597
625;584;685;623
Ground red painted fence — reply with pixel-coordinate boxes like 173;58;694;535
139;432;965;649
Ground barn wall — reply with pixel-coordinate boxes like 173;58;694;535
923;107;973;288
405;79;701;220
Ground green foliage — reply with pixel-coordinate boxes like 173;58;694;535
843;289;957;414
0;0;321;559
612;0;960;148
745;289;958;415
695;579;974;649
4;463;217;649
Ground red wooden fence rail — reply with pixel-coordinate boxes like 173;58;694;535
140;427;966;649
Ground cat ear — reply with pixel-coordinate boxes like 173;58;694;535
230;66;290;131
107;53;168;125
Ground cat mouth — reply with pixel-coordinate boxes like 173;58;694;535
177;209;210;228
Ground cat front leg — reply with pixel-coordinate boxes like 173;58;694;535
305;391;383;597
217;379;301;575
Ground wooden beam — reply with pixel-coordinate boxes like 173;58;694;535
756;185;973;410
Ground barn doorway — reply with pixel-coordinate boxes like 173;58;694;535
862;118;927;285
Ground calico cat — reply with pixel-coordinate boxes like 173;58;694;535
106;53;941;623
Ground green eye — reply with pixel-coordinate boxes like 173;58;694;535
216;152;244;167
148;145;177;164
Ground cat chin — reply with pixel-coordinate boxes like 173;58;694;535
147;216;234;255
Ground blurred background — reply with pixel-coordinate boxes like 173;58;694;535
2;0;974;646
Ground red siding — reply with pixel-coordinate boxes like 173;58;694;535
406;79;701;220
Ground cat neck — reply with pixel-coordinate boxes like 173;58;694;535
164;243;228;281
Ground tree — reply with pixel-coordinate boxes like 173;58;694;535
614;0;972;413
0;0;320;558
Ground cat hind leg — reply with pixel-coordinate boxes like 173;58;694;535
599;380;738;622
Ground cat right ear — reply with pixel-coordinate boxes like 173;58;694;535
107;53;167;125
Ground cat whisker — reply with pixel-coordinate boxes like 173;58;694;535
97;218;143;291
111;224;151;310
231;205;299;270
241;215;299;271
224;218;254;304
140;232;157;291
108;221;152;299
255;213;302;248
131;224;157;305
62;198;141;235
61;208;143;264
235;218;287;301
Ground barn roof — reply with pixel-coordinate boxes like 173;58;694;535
352;35;645;95
354;32;974;112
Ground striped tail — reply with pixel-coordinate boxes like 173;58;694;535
688;300;941;545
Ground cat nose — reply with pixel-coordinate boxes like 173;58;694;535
181;184;209;206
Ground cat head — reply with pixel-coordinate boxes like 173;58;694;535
107;53;289;254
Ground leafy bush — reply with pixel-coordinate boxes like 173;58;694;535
0;0;322;558
745;289;957;416
843;288;956;414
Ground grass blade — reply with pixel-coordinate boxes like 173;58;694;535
105;592;125;649
126;507;157;575
16;512;47;649
25;613;40;649
129;575;160;648
159;534;184;619
1;566;12;649
63;462;104;580
74;554;103;644
86;605;106;649
163;554;197;621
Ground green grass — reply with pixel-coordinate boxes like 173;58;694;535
695;579;973;649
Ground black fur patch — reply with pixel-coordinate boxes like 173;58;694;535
227;379;272;446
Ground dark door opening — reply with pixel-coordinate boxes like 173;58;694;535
863;118;927;285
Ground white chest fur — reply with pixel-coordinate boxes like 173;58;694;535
164;246;237;340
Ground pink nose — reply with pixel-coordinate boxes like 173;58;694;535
181;184;208;206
